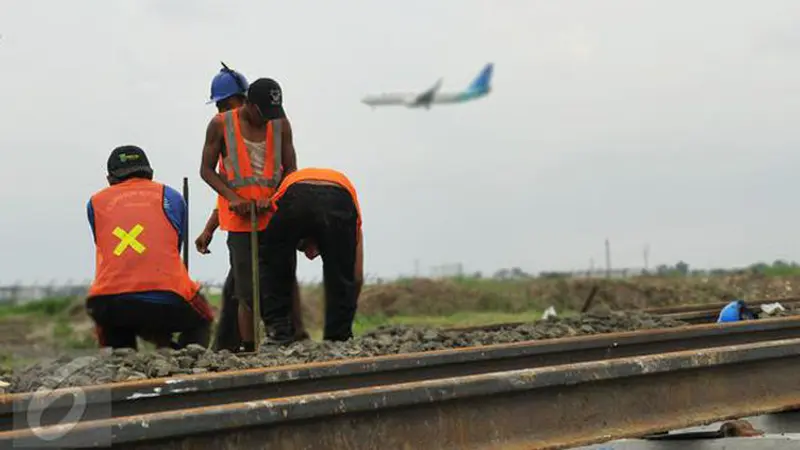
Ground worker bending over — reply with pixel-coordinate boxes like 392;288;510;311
717;299;759;323
86;146;214;350
200;77;298;352
262;168;364;343
195;65;308;351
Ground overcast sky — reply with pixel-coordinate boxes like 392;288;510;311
1;0;799;284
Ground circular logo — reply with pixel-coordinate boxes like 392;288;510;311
25;356;97;442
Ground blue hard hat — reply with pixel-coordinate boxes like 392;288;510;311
207;67;249;104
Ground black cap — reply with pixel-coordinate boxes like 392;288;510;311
107;145;153;178
247;78;285;120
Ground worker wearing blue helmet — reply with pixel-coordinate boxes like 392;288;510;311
207;65;250;107
717;299;759;323
195;63;307;352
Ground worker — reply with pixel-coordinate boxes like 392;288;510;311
195;65;308;351
717;299;759;323
261;168;364;343
200;77;298;352
86;146;215;350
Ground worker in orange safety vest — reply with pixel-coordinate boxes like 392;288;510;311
195;66;307;352
261;168;364;343
200;77;298;352
86;146;215;350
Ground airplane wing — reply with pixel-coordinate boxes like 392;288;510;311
413;78;443;107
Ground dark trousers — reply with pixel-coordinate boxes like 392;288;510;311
216;237;305;351
87;294;212;350
263;183;359;341
228;229;299;306
227;230;264;313
212;268;240;351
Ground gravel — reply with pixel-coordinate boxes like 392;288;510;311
6;310;688;393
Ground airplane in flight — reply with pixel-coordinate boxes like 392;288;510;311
361;63;494;109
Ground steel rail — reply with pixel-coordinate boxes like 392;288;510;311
451;297;800;333
644;296;800;315
3;316;800;433
660;299;800;325
4;338;800;449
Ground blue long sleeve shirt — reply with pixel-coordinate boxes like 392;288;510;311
717;300;756;323
87;181;188;305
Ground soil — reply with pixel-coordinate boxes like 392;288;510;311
354;273;800;320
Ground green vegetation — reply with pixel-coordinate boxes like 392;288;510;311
52;318;95;349
522;260;800;279
746;261;800;277
0;297;73;318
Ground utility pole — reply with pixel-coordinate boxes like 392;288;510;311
643;244;650;271
414;259;420;277
604;239;612;278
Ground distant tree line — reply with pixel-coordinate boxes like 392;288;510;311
482;260;800;280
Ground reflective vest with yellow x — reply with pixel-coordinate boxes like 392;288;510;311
112;224;146;256
88;178;199;300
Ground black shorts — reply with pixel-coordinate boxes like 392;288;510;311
227;230;297;310
86;293;212;349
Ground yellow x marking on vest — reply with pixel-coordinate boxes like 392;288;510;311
112;224;146;256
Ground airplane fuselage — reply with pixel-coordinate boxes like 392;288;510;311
362;63;494;109
405;88;490;107
363;88;490;109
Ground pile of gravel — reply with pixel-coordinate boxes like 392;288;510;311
8;311;685;393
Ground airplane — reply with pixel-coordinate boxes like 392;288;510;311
361;63;494;109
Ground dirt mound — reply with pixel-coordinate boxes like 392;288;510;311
8;311;684;393
354;275;800;320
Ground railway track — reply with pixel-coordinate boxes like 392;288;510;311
3;316;800;449
451;296;800;333
654;297;800;324
645;297;800;315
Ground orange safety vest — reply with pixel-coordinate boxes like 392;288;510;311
272;168;363;231
217;108;283;232
87;178;200;301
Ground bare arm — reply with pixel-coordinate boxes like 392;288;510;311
280;118;297;181
200;117;241;202
203;209;219;234
354;228;364;300
195;208;220;254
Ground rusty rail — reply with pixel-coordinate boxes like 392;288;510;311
645;297;800;315
659;298;800;325
4;316;800;430
452;297;800;333
4;338;800;449
3;317;800;439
